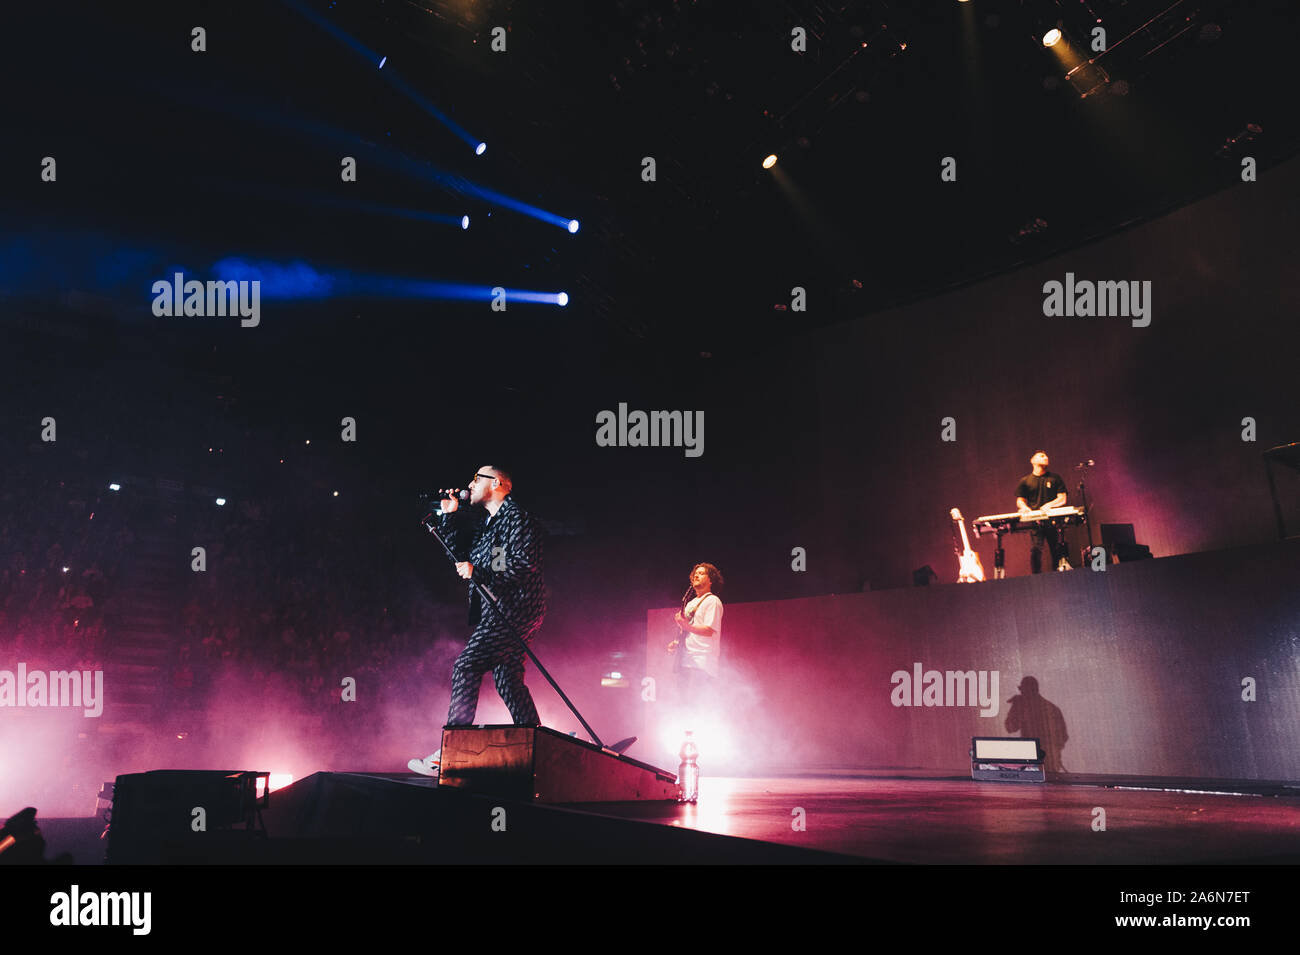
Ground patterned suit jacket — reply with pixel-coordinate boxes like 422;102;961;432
437;495;546;633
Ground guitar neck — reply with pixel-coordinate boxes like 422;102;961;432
955;518;973;552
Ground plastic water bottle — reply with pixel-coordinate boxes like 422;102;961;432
678;731;699;803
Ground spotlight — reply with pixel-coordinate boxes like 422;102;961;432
557;292;569;306
1065;60;1109;98
1042;28;1062;47
475;142;487;156
762;154;778;169
461;215;470;230
108;483;120;491
567;219;580;234
378;55;387;70
215;498;226;507
255;774;295;797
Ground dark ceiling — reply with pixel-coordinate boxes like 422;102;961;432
5;0;1295;365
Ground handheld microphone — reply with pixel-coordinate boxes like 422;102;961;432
419;489;469;525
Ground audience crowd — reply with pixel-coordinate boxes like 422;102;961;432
0;423;464;748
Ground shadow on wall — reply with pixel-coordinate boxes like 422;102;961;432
1005;675;1069;773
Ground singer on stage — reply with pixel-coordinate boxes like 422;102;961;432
667;563;724;718
409;466;546;776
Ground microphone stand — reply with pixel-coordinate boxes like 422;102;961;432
1076;463;1096;566
421;509;605;750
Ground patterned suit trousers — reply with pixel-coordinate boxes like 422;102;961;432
446;613;542;727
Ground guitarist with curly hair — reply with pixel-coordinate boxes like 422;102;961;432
667;562;724;719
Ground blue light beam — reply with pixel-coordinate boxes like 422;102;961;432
212;257;569;308
282;0;386;69
283;0;485;154
455;182;579;232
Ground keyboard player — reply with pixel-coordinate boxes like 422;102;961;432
1015;451;1073;573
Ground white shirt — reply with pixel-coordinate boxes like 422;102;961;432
682;592;722;678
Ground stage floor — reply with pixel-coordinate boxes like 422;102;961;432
35;772;1300;865
581;774;1300;864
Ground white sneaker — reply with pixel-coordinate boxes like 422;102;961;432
407;749;441;777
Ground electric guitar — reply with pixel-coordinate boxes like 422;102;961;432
668;585;694;665
950;508;986;583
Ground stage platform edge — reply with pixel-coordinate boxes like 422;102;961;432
438;724;680;803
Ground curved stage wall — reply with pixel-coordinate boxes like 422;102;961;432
645;540;1300;781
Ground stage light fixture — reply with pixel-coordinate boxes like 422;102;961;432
109;483;120;491
567;219;580;233
762;154;778;169
1043;28;1062;47
557;292;570;306
461;215;470;229
1065;59;1110;98
1216;122;1263;158
475;141;487;156
215;498;226;506
0;808;43;862
971;737;1045;782
378;55;387;69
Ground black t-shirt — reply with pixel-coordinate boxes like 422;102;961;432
1015;472;1066;509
